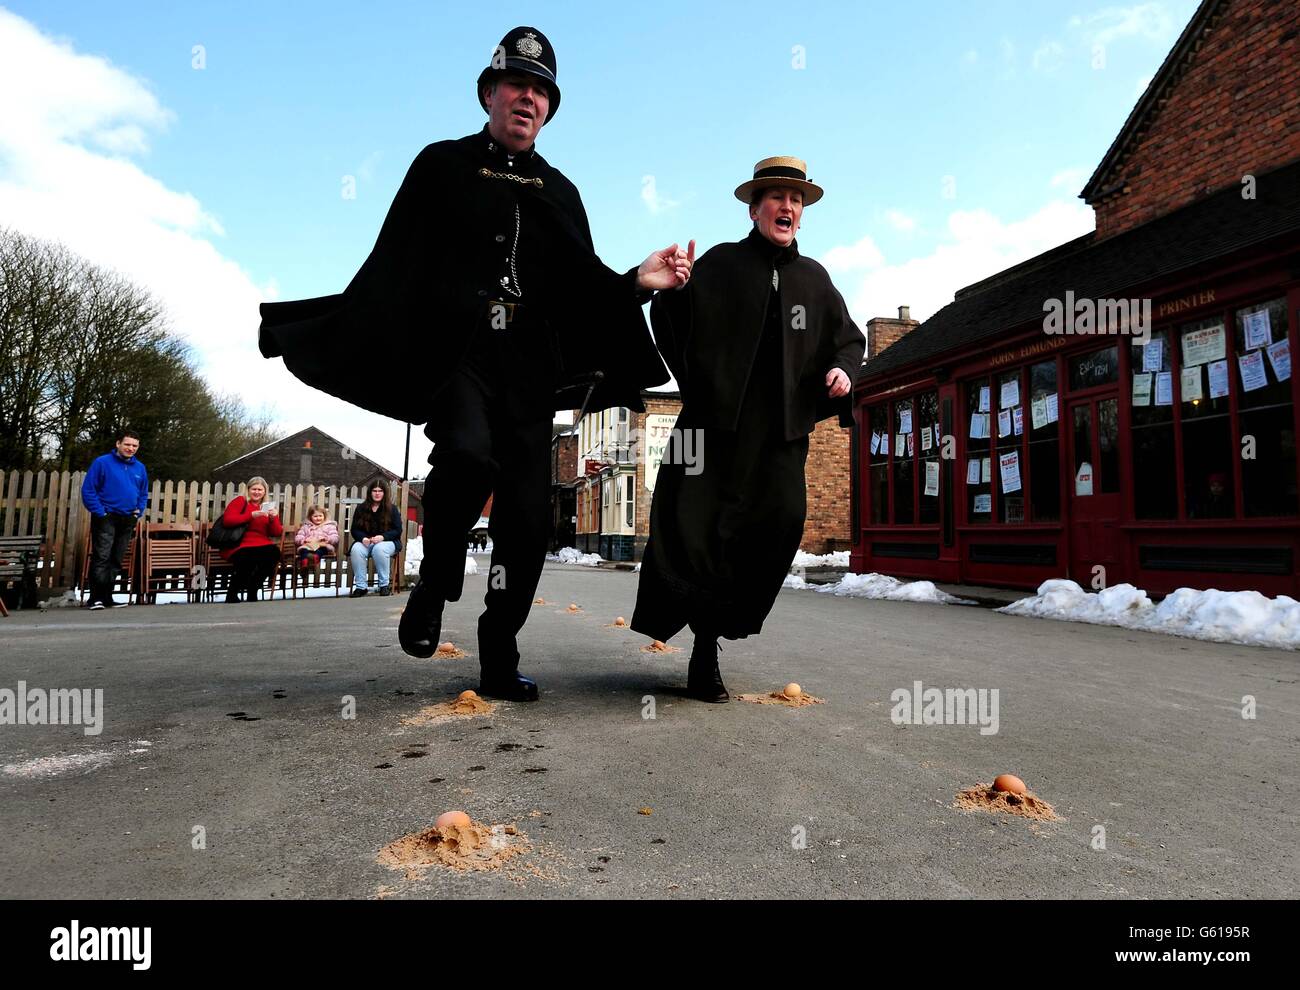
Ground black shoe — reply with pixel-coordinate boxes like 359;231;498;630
88;601;106;611
379;586;393;597
350;588;368;598
107;598;129;608
224;590;241;604
398;579;443;658
478;672;539;703
687;641;729;703
246;588;259;602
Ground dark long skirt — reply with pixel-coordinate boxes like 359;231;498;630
631;400;809;644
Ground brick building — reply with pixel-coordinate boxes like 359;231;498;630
853;0;1300;596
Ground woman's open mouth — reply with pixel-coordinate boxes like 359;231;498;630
775;217;793;230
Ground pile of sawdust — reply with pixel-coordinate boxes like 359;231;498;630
953;783;1061;821
736;690;825;707
433;644;467;659
377;819;529;876
400;695;496;726
533;598;546;605
641;641;681;654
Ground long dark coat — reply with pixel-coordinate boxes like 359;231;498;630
258;128;669;422
631;229;865;643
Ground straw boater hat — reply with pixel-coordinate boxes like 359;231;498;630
734;157;824;206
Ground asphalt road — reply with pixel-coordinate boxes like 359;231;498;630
1;562;1296;899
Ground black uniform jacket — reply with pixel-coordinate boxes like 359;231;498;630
259;128;669;423
649;229;865;441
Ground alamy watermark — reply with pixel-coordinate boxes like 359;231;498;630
1043;291;1151;345
890;680;999;735
0;682;103;736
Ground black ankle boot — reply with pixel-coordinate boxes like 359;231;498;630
399;578;444;658
687;638;728;703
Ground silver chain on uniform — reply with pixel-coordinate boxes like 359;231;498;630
501;201;523;299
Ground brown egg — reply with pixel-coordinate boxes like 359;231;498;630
992;774;1027;795
783;683;802;699
614;616;626;626
457;690;478;702
436;641;455;653
651;640;666;651
435;810;471;830
534;597;545;604
567;602;580;611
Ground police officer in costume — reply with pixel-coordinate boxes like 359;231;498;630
259;27;690;701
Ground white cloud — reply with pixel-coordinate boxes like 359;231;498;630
1032;40;1066;72
1075;3;1177;49
1135;73;1154;95
0;8;416;476
1050;166;1089;190
822;233;885;273
830;199;1095;327
884;209;917;233
640;174;679;214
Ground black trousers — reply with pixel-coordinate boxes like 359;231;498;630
229;544;280;597
421;353;553;676
89;513;136;604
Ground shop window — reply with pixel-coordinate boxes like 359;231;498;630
1027;359;1061;522
893;399;915;524
868;405;889;524
1069;345;1119;390
1234;299;1297;518
995;368;1026;523
1130;331;1176;519
965;377;993;522
1097;397;1120;493
917;391;941;524
1180;315;1234;519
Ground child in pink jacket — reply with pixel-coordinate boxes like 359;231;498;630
294;506;340;570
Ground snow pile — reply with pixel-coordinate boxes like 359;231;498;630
402;537;477;577
792;550;850;568
998;579;1300;650
783;570;970;605
548;546;603;566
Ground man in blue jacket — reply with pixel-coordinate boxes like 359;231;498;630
81;430;149;609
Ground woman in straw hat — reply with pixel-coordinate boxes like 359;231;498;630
631;157;865;702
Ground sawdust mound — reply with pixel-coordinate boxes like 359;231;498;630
641;641;681;654
400;695;495;726
377;819;529;875
736;691;825;707
954;783;1061;821
433;644;467;659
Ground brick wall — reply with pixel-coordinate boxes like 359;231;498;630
866;311;920;359
1092;1;1300;238
801;418;853;553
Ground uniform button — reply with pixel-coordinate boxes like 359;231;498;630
494;234;505;243
477;290;488;297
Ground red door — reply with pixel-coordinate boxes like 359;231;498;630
1067;394;1122;585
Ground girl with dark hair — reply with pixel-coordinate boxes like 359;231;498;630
349;478;403;597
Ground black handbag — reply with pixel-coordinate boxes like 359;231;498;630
205;517;248;550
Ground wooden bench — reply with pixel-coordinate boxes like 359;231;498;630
0;534;44;616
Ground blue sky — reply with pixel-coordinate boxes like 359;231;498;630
0;1;1200;474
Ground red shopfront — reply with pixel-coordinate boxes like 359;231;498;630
852;271;1300;597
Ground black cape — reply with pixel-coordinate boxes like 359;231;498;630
259;129;669;423
647;228;865;441
631;230;865;643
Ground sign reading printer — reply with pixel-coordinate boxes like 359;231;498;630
0;682;104;736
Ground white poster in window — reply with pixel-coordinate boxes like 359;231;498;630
1142;337;1163;372
900;408;913;434
870;431;880;454
1031;396;1047;430
906;432;914;457
1208;359;1230;398
1154;371;1173;406
1243;309;1272;350
969;412;981;439
1131;372;1152;406
981;457;992;483
966;459;981;485
924;461;939;497
1000;379;1020;409
973;494;992;514
1180;366;1203;402
999;451;1022;494
921;426;933;451
978;386;990;412
998;410;1011;438
1181;323;1226;367
1046;393;1059;423
644;414;679;492
1075;461;1094;496
897;433;907;455
1238;350;1268;392
1013;407;1024;435
1266;339;1291;381
880;433;889;456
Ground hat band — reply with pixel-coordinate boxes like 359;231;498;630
753;165;807;182
500;56;556;82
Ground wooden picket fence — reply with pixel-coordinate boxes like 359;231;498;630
0;469;415;595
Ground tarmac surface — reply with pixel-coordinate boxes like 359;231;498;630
1;560;1296;899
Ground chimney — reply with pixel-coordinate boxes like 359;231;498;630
865;304;921;360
